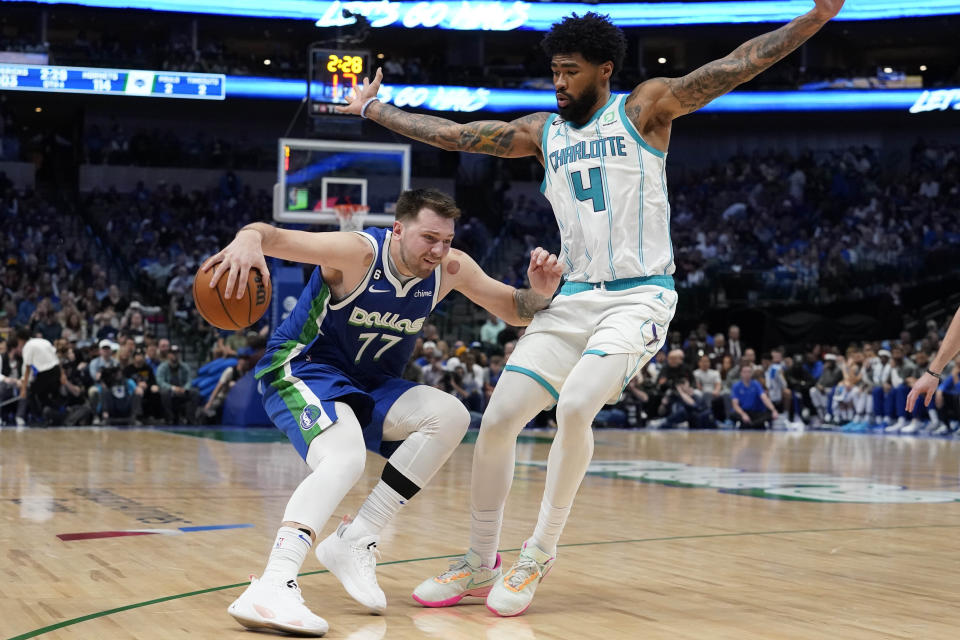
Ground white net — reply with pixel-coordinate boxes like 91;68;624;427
334;204;369;232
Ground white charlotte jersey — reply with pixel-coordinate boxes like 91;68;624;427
540;94;674;283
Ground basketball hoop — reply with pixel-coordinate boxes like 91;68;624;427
333;204;369;232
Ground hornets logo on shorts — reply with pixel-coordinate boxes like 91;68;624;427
299;405;322;431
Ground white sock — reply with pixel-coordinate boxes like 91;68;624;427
530;500;571;557
262;526;312;584
928;409;939;424
470;507;504;568
348;480;405;540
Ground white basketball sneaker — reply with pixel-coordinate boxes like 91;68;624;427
486;540;555;617
411;549;502;607
315;520;387;613
228;575;328;636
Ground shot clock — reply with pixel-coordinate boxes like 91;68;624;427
308;47;371;116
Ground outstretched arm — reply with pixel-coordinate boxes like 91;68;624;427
641;0;844;121
338;68;548;160
443;247;563;326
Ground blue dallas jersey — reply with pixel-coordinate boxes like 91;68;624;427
255;227;441;389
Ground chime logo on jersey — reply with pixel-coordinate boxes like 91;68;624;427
299;405;322;431
521;459;960;504
348;306;425;334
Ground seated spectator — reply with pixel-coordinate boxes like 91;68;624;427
421;350;446;387
881;346;918;432
484;354;505;405
693;354;723;422
809;354;843;425
446;356;482;412
731;362;779;429
831;351;863;426
619;370;651;427
480;312;505;351
649;373;714;429
59;340;94;425
155;344;199;424
60;308;89;343
95;364;141;425
124;346;162;423
764;348;795;426
87;338;120;422
785;353;816;421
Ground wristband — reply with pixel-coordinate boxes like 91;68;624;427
926;369;943;380
360;97;381;119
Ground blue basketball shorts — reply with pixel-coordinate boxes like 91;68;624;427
259;360;417;460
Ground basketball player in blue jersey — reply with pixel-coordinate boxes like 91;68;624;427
341;0;846;617
204;188;563;636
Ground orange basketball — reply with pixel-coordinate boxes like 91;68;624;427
192;264;271;331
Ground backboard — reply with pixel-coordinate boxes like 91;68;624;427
274;138;410;226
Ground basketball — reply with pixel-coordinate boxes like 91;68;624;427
192;264;271;331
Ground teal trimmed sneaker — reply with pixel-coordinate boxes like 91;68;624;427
485;540;555;617
412;549;502;607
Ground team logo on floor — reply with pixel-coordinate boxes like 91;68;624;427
299;405;323;431
521;459;960;503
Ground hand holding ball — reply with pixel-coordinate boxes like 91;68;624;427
193;264;271;330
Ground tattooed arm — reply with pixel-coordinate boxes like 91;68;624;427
338;67;549;161
634;0;844;124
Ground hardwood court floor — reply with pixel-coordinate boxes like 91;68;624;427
4;426;960;640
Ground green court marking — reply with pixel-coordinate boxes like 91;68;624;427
10;523;960;640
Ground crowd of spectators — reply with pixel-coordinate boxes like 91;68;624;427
493;141;960;305
82;123;273;170
399;316;960;437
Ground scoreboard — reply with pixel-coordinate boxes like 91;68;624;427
308;48;370;115
0;64;226;100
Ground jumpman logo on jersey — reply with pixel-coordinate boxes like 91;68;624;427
654;291;666;304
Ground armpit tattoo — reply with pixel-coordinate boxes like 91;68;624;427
663;12;822;114
514;288;550;320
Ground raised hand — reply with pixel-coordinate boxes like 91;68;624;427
812;0;845;21
202;228;270;300
336;67;384;116
526;247;564;298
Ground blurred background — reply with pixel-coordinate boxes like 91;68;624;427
1;0;958;432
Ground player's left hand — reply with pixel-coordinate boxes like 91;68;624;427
527;247;564;298
812;0;844;21
906;371;939;412
336;67;384;116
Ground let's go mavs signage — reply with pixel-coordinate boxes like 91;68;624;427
522;459;960;503
909;89;960;113
17;1;960;30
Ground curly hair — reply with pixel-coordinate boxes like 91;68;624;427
540;12;627;75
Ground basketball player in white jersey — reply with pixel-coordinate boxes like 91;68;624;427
341;0;845;616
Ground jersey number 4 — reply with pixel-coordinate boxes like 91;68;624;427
355;332;403;363
572;167;607;213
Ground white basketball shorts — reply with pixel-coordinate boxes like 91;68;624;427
505;280;678;405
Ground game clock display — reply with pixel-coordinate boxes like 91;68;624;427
308;48;371;115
